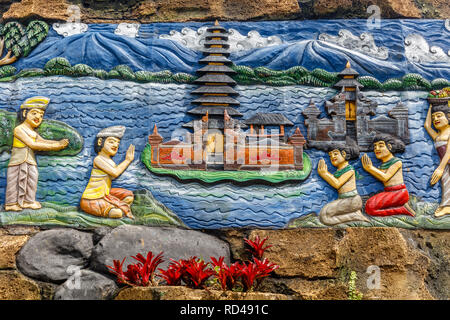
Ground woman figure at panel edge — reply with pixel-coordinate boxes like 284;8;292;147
424;102;450;217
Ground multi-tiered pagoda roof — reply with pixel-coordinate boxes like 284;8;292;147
333;61;364;91
183;21;246;130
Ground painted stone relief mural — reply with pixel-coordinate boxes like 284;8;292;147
0;19;449;230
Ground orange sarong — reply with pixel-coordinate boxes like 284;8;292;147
80;188;133;218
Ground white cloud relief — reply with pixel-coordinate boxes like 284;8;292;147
404;33;450;64
318;29;389;60
159;26;283;52
114;23;141;38
52;22;88;37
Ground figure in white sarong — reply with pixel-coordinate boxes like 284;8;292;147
4;97;69;211
317;141;370;226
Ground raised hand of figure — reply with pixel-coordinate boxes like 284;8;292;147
431;167;444;186
361;153;372;171
317;158;327;177
126;144;135;162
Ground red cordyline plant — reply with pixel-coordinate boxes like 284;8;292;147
183;257;216;289
158;263;183;286
240;258;279;292
210;256;242;291
158;258;190;286
106;237;279;292
158;257;216;289
252;257;279;289
107;251;164;286
209;256;279;292
244;235;272;260
239;261;259;292
158;257;189;286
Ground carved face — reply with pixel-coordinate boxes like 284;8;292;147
431;111;449;130
328;149;346;167
100;137;121;156
373;140;392;160
25;108;45;128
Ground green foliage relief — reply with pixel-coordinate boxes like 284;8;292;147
0;20;49;66
1;55;448;92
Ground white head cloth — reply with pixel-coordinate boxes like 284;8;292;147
97;125;126;139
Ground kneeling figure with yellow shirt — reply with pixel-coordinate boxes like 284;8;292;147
80;126;135;219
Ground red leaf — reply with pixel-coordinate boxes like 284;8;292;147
158;265;183;286
182;257;215;289
211;256;242;291
244;235;273;260
106;258;127;284
107;251;164;286
239;258;279;292
239;261;259;292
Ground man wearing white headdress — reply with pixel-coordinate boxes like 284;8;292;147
5;97;69;211
80;125;135;219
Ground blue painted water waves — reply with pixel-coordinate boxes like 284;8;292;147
0;77;440;228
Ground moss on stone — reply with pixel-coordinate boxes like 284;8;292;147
286;195;450;229
0;189;187;229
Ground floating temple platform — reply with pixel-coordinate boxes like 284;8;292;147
147;124;307;172
144;21;310;182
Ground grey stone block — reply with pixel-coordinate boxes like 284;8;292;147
92;227;112;245
90;225;230;274
16;228;93;283
54;269;118;300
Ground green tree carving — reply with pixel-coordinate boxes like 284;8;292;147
0;20;49;66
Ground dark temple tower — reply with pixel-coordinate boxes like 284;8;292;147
332;61;365;142
182;20;246;169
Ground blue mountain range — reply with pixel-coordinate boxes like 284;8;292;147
11;19;450;82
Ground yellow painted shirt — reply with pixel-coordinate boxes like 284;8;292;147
81;168;112;200
8;127;38;167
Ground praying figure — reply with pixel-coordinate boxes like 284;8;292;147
317;141;370;226
361;133;415;217
424;102;450;217
80;126;135;219
4;97;69;211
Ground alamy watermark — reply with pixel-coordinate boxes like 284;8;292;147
366;265;381;290
367;5;381;30
65;265;82;290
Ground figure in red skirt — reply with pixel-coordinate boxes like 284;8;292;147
361;133;416;217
